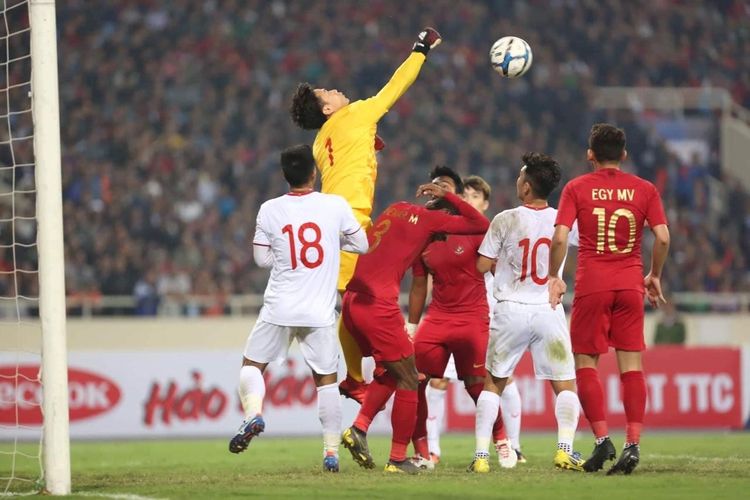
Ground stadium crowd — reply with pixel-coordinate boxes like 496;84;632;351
6;0;749;315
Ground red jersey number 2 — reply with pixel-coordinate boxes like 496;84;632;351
325;137;334;167
281;222;324;269
518;237;551;285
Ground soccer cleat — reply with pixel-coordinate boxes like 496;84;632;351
384;459;422;474
583;437;617;472
323;453;340;472
607;444;640;475
410;454;435;471
554;449;585;471
495;439;518;468
228;415;265;454
515;449;527;464
341;426;375;469
339;376;368;405
467;456;490;473
429;452;441;465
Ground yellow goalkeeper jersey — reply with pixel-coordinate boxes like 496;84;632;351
312;52;426;219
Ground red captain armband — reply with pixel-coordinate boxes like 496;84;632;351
375;135;386;152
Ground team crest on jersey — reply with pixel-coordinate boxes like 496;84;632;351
454;245;465;255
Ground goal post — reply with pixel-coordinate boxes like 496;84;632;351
30;0;69;495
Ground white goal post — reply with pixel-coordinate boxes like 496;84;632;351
30;0;69;495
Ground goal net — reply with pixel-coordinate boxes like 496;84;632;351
0;0;69;495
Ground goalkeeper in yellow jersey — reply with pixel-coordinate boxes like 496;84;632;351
290;27;442;403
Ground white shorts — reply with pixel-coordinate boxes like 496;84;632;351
243;320;339;375
442;355;457;380
486;301;575;381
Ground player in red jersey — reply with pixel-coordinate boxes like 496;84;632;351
405;167;512;470
340;183;490;474
548;123;670;475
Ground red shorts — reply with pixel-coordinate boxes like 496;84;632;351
570;290;645;354
413;312;489;379
341;290;413;363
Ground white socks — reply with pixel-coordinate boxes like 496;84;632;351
238;365;265;418
426;384;446;457
555;390;580;454
500;381;522;450
317;383;342;456
475;390;501;455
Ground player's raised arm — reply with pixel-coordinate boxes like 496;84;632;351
416;184;489;235
358;28;442;121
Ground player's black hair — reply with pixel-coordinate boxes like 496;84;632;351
463;175;491;201
290;83;326;130
589;123;626;163
280;144;315;187
429;165;464;194
522;152;561;199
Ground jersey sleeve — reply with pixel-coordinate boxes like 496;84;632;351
645;184;668;227
355;52;426;122
478;213;503;259
252;205;273;267
253;245;274;268
424;192;490;235
252;205;271;247
555;182;577;228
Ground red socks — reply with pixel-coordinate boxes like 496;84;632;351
576;367;608;438
621;370;646;444
411;381;429;455
390;389;418;461
353;372;396;433
466;383;507;442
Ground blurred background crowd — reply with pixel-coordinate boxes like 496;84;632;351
2;0;749;315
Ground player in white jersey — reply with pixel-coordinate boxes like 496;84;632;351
469;153;584;473
229;144;369;473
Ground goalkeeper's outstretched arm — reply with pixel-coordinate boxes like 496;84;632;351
360;27;442;120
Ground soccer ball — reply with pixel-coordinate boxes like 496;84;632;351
490;36;533;78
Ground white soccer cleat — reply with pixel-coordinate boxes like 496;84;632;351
410;454;436;471
495;439;518;468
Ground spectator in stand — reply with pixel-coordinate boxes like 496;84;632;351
653;302;687;345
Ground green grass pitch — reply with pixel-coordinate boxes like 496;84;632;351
3;432;750;499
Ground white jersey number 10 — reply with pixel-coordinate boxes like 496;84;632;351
518;237;551;285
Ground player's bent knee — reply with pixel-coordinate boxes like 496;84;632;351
430;378;449;390
312;371;338;387
242;358;268;372
550;378;577;395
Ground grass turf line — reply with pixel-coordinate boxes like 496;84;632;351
2;432;749;499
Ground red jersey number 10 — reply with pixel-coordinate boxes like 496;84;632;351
281;222;324;269
518;238;551;285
